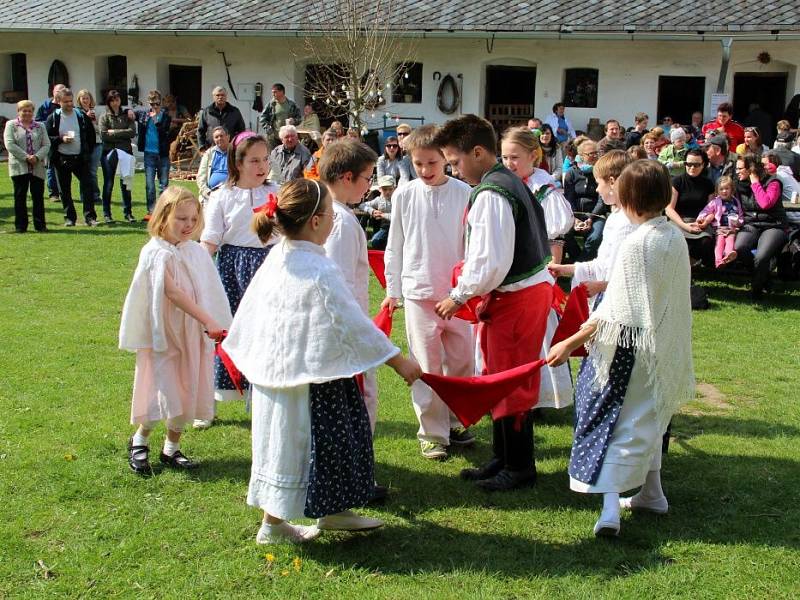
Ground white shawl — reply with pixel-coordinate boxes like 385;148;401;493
587;216;695;428
222;239;399;388
119;238;232;353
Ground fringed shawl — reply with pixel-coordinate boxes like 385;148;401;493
586;216;695;429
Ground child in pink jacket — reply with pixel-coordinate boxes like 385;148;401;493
697;175;745;267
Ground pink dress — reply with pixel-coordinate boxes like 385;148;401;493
119;238;232;425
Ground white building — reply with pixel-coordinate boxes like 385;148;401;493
1;2;799;136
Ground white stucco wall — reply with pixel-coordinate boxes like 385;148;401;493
0;32;798;132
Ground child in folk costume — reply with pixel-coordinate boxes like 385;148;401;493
222;179;421;544
199;132;279;424
382;124;475;461
547;160;694;537
695;175;744;267
500;127;574;412
549;150;637;297
434;115;555;492
119;187;232;475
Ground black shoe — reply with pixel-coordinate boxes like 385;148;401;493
449;427;476;447
35;227;49;233
127;437;152;476
10;229;26;233
124;213;136;223
160;450;198;470
460;458;503;481
64;220;76;227
367;483;389;505
475;467;537;491
86;219;100;227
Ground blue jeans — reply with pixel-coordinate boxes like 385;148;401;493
101;149;133;217
370;227;389;250
47;164;59;197
86;144;102;204
144;152;170;213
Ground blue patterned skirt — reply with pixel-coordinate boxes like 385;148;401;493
304;377;374;519
215;244;271;393
568;344;636;485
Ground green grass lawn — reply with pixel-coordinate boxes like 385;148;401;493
1;172;799;599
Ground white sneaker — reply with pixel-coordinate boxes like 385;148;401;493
256;521;320;544
317;510;384;531
619;494;669;514
193;419;213;429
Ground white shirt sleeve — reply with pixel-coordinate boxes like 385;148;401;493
451;190;515;301
383;191;405;299
200;192;225;246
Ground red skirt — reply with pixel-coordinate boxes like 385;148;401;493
479;282;554;420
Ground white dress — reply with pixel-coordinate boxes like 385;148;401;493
222;240;399;519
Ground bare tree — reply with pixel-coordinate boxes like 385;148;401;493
297;0;416;133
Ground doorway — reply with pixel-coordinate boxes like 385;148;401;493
168;65;202;116
485;65;536;134
657;76;705;126
733;72;787;146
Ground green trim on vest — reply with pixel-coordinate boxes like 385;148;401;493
469;182;519;219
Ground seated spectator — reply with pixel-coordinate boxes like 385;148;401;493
686;111;704;146
76;89;102;210
772;132;800;179
269;124;313;184
396;123;417;185
329;120;345;138
597;119;625;156
304;128;338;180
702;102;745;150
704;134;737;185
659;115;674;136
666;148;715;265
45;87;98;226
360;174;395;249
736;126;769;157
346;127;362;140
4;100;50;232
527;117;543;134
563;134;589;172
134;90;172;219
299;104;321;134
196;126;230;204
627;145;647;160
545;102;576;144
762;151;800;202
658;127;689;176
775;120;794;147
36;83;65;202
99;90;137;222
539;124;564;182
733;153;788;299
650;126;669;153
376;135;402;183
641;132;661;160
198;86;245;149
624;112;649;148
563;139;606;261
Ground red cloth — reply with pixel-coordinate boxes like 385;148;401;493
551;284;590;357
215;332;244;396
372;305;394;337
421;359;546;428
368;250;387;288
450;260;487;323
479;282;553;420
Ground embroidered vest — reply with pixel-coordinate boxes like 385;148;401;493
468;163;552;286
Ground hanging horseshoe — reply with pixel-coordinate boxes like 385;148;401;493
437;74;460;115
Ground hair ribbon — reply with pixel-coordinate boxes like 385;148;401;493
253;193;279;217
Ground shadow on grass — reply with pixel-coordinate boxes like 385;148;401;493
674;413;800;440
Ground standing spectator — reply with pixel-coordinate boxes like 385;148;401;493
736;126;769;157
702;102;745;150
36;83;64;202
704;134;737;186
76;89;102;211
304;128;338;180
164;94;192;161
4;100;50;232
597;119;625;156
734;154;788;299
396;123;417;185
45;88;98;227
686;110;704;145
258;83;301;147
198;87;245;150
666;148;715;266
376;135;402;183
269;125;313;184
196;126;230;204
545;102;576;144
624;112;649;149
774;120;793;146
539;125;564;182
99;90;137;223
135;90;172;220
299;104;321;136
658;127;689;177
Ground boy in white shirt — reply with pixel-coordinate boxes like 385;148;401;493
383;125;475;460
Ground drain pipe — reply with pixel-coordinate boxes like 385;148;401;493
716;37;733;94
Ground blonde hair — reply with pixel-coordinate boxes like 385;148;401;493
777;119;791;131
252;178;329;243
500;126;543;166
147;187;204;240
593;149;631;181
404;123;444;156
16;99;34;112
76;89;95;109
716;175;735;194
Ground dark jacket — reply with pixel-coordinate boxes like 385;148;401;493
198;102;245;148
35;99;59;123
45;109;96;160
99;109;136;154
564;165;600;214
135;108;171;157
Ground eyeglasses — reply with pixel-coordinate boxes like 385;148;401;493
385;144;399;148
397;131;410;137
149;102;161;106
357;174;373;184
582;151;599;157
686;162;704;168
663;118;673;123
